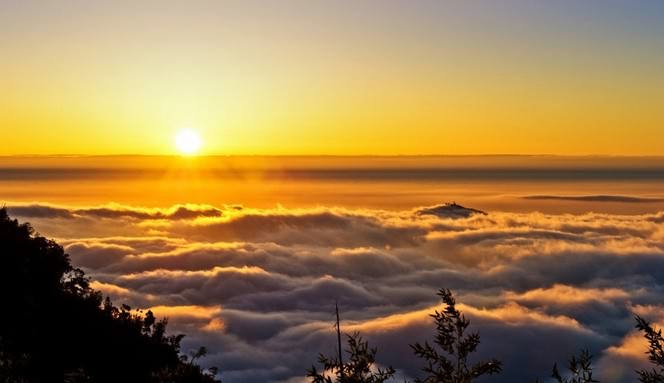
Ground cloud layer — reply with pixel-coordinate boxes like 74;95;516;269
523;195;664;203
6;202;664;382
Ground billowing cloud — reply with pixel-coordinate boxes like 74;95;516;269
7;203;222;220
6;204;75;219
7;202;664;382
504;284;632;305
523;195;664;203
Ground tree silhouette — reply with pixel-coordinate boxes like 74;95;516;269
635;315;664;383
0;208;219;382
308;304;395;383
307;332;396;383
549;350;598;383
410;288;501;383
152;347;220;383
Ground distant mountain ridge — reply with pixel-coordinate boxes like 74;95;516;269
417;202;487;219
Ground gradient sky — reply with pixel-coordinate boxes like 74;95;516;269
2;0;663;155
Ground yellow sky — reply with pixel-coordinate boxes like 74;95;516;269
1;1;663;155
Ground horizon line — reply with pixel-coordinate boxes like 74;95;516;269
3;153;664;159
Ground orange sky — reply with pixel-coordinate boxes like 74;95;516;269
2;1;663;155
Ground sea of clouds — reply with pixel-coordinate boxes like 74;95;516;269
7;202;664;382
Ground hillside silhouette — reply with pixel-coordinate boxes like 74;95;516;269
0;208;219;382
416;202;487;219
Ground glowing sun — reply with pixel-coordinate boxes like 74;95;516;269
174;129;202;155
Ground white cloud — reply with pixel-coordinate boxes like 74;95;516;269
8;202;664;382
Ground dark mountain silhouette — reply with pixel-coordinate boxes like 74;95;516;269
0;208;219;382
417;202;487;219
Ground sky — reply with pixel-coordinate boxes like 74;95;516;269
2;0;664;155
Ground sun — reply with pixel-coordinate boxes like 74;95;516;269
174;128;202;155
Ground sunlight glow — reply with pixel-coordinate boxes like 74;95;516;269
174;129;202;155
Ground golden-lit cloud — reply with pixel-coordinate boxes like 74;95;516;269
605;331;649;360
347;302;585;334
120;266;268;280
504;284;631;305
147;305;221;319
457;302;587;331
7;201;664;382
89;281;131;297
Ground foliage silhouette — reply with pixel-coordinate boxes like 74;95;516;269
635;315;664;383
307;332;396;383
0;208;219;383
410;288;501;383
548;349;598;383
152;347;219;383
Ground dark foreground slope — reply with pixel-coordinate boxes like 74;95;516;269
0;208;218;383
